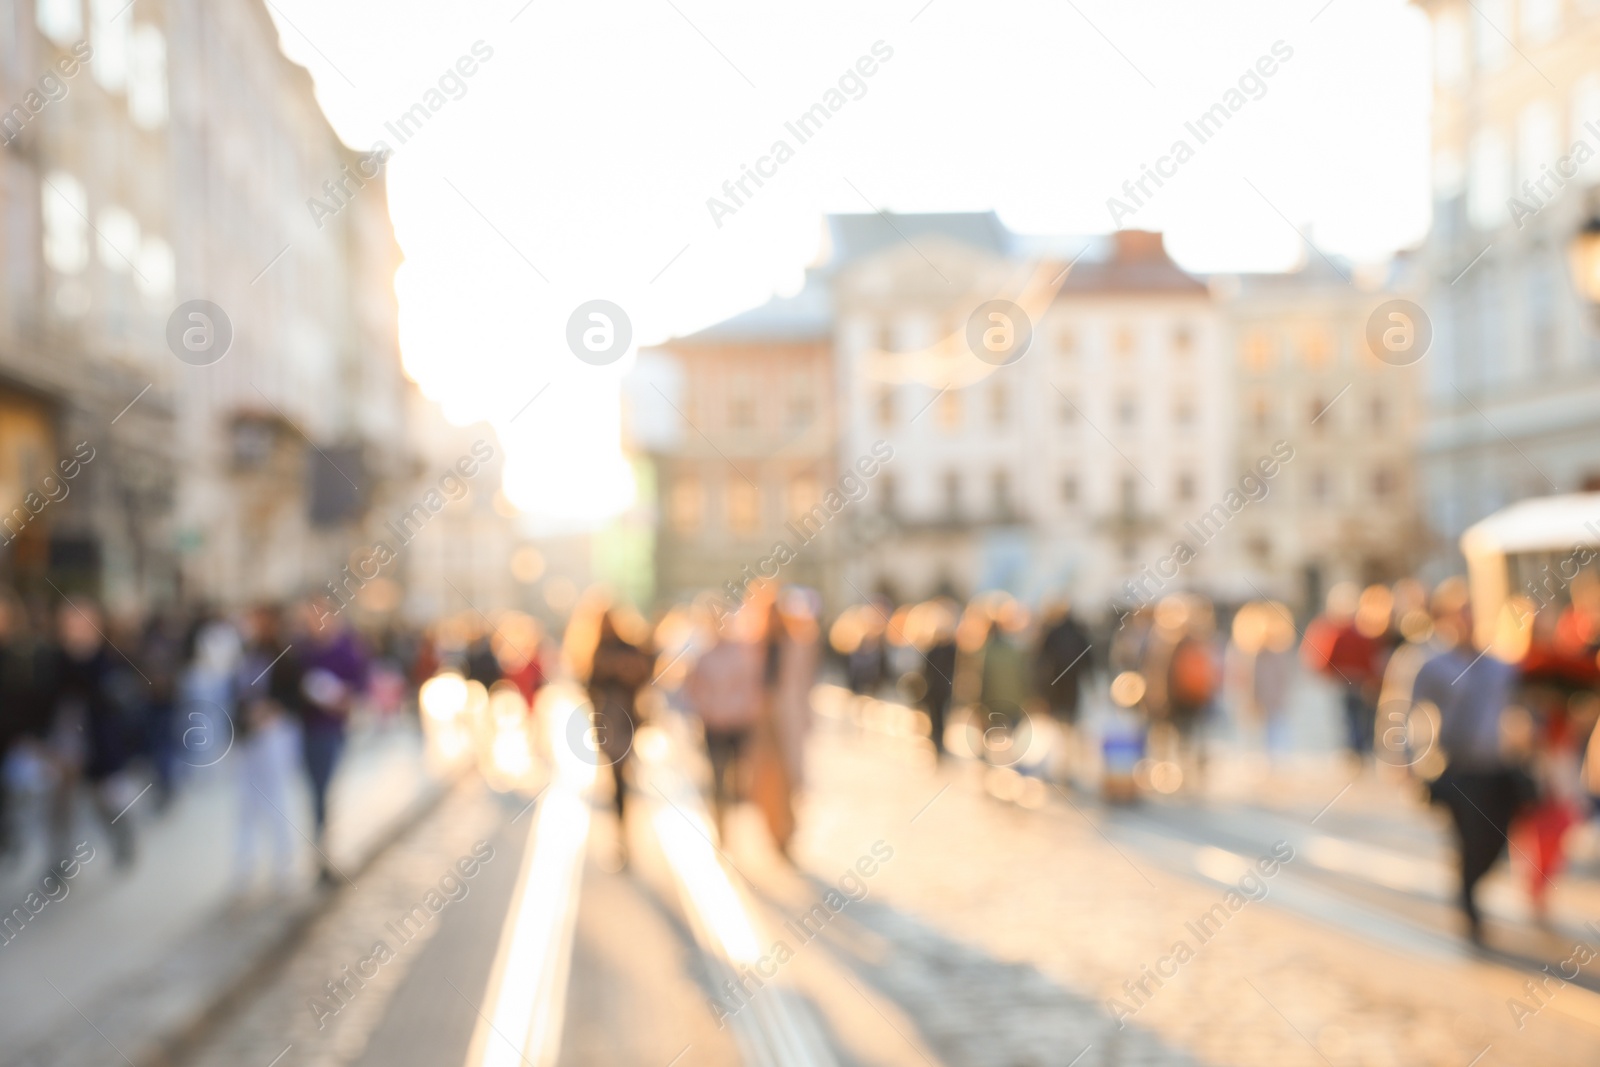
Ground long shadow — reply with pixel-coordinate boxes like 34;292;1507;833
737;872;1206;1067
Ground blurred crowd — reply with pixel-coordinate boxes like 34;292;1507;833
8;569;1599;948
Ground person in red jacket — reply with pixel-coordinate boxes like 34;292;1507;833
1302;583;1388;759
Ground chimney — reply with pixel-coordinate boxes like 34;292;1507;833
1113;230;1168;263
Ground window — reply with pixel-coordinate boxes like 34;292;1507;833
1468;128;1509;231
669;476;702;534
1573;74;1600;181
877;321;895;352
1300;329;1332;370
1473;0;1510;70
42;171;89;274
937;389;962;431
989;383;1008;426
991;470;1012;518
942;470;961;518
1114;325;1136;357
1173;399;1195;426
1061;474;1078;503
729;374;756;428
97;205;139;273
137;237;174;302
1119;474;1137;517
727;477;761;535
1370;395;1386;428
37;0;82;45
786;474;818;522
90;0;129;91
786;374;813;427
1057;391;1077;424
1242;330;1276;373
1175;471;1196;502
1372;467;1395;499
1310;468;1331;503
875;386;896;428
1057;328;1077;356
878;473;897;516
1310;394;1332;428
1172;323;1193;354
1434;9;1466;88
1517;100;1559;190
1521;0;1561;44
1117;394;1137;427
128;24;168;129
1252;393;1272;430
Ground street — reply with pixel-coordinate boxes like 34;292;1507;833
151;687;1600;1067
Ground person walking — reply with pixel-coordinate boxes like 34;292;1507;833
1413;584;1526;944
916;599;958;759
1035;599;1092;780
1302;582;1385;761
750;589;819;858
977;598;1030;767
291;597;369;886
565;591;654;866
39;599;139;869
231;605;300;894
686;604;765;841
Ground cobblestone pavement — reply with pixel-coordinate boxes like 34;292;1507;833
182;777;519;1067
774;719;1600;1067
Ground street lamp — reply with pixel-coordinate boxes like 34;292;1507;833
1568;215;1600;306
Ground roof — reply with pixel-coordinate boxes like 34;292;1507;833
1460;493;1600;556
1056;231;1206;296
823;211;1012;264
677;269;833;343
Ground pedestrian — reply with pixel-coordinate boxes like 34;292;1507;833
39;599;140;869
749;587;819;858
177;616;242;775
914;599;958;758
1412;582;1528;944
977;597;1030;767
231;605;300;895
565;589;654;867
1035;598;1092;780
291;596;369;885
0;590;43;864
1302;582;1386;762
136;607;186;809
1226;601;1295;759
685;599;765;840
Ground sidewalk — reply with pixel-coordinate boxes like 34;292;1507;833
0;720;454;1067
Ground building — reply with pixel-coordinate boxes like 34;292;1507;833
1217;254;1428;612
1414;0;1600;564
633;272;838;608
1;0;182;610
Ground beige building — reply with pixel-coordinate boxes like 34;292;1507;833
1414;0;1600;560
0;0;498;626
1218;256;1427;612
633;274;839;608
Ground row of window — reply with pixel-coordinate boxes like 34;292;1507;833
41;170;175;300
1247;391;1391;430
873;320;1197;358
37;0;169;128
1457;76;1600;230
872;383;1201;430
664;463;1400;535
1432;0;1593;84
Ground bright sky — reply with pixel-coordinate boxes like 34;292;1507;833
265;0;1433;529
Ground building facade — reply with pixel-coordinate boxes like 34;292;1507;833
1415;0;1600;564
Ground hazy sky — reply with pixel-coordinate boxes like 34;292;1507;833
265;0;1432;526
